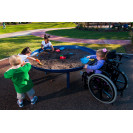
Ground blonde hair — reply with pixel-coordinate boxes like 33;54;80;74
9;55;21;66
96;49;108;59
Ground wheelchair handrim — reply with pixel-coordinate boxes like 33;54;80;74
88;74;117;104
112;69;128;91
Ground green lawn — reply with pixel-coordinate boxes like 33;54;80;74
0;35;125;59
46;28;130;40
0;22;76;34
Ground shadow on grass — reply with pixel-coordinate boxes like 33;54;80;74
0;35;42;44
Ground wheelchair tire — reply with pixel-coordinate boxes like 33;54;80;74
112;69;128;92
88;74;117;104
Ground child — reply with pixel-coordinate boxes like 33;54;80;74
41;34;54;51
84;48;108;74
18;47;39;63
4;55;38;107
82;48;108;89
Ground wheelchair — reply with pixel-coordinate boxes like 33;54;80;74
82;50;128;104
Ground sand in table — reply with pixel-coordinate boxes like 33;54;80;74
31;49;90;69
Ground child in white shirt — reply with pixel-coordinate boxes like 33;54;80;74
41;34;54;51
18;47;39;63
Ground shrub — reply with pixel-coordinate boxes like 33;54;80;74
6;22;12;25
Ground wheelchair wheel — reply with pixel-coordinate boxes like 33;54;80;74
88;74;117;104
112;69;128;91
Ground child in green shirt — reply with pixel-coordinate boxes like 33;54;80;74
4;55;38;108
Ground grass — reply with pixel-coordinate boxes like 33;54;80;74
46;28;130;40
0;35;42;59
0;22;76;34
52;41;126;53
0;35;125;59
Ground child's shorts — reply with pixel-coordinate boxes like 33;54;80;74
17;88;35;100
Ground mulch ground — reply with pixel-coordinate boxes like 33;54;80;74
1;45;133;110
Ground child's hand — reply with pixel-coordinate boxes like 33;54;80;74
41;47;44;50
21;61;26;66
84;64;88;69
86;56;90;58
21;61;30;66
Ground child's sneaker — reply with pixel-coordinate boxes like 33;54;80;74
17;100;24;108
31;96;38;105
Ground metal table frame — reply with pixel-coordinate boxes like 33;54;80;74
31;45;96;88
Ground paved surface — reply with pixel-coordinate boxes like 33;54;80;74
0;27;131;45
0;55;132;110
31;30;130;45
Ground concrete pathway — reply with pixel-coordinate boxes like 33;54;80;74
31;29;131;45
0;27;131;45
0;27;74;39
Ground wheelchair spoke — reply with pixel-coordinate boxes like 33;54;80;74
88;75;117;103
116;80;125;84
99;89;103;100
102;89;112;98
93;79;112;100
114;70;128;91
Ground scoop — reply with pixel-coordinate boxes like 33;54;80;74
59;47;65;50
80;57;94;64
60;55;66;59
36;59;42;65
55;49;61;52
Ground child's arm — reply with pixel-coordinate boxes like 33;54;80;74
41;44;44;50
27;57;41;64
48;41;54;51
84;60;104;70
51;45;54;51
86;55;97;59
27;56;36;61
21;61;30;66
4;68;13;79
22;63;31;72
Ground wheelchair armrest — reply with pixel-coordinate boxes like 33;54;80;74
116;53;129;59
108;59;122;64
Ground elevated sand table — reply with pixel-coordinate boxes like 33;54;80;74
31;49;90;69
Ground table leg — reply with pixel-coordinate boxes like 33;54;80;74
67;72;70;89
